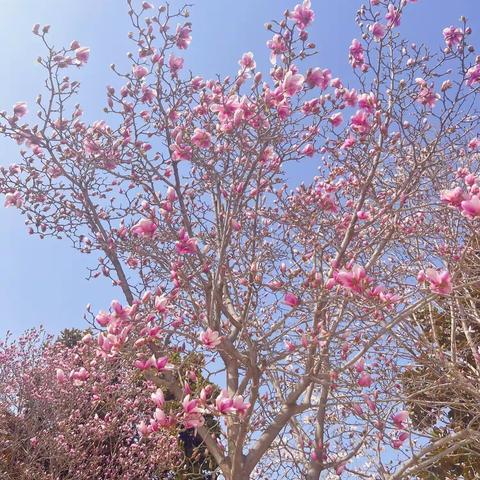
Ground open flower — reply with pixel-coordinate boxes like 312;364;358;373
131;218;157;237
289;0;315;30
75;46;90;64
282;71;304;97
423;268;452;295
199;328;222;349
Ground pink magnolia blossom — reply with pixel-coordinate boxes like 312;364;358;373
468;137;480;150
466;64;480;87
306;67;331;89
341;136;356;149
392;410;409;429
182;395;204;429
210;95;240;122
355;358;365;373
283;292;300;308
175;228;197;254
343;88;358;106
215;389;236;414
232;395;251;415
141;84;156;103
350;110;371;134
153;408;171;427
334;264;370;294
416;83;439;108
266;34;287;64
176;24;192;49
329;112;343;127
131;218;157;237
137;420;150;437
191;128;211;148
95;311;112;327
199;328;222;349
155;356;175;372
169;54;184;74
151;388;165;408
134;355;157;371
349;39;364;68
55;368;66;383
370;22;385;41
183;413;205;429
358;92;377;112
461;195;480;218
111;299;132;321
4;190;23;208
70;367;89;385
392;432;409;449
301;143;315;157
75;46;90;64
385;3;401;27
440;187;467;208
13;101;28;118
155;294;169;313
358;372;373;388
239;51;256;70
166;186;177;202
282;71;304;97
363;394;376;412
289;0;315;30
171;142;192;162
442;26;463;48
133;65;148;79
423;268;453;295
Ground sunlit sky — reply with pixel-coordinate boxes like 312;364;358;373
0;0;478;337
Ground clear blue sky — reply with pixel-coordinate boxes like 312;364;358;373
0;0;478;337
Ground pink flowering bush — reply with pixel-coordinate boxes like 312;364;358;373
1;0;480;478
0;328;182;479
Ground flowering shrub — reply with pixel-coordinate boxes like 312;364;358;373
0;328;180;479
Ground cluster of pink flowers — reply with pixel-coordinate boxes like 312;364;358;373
417;268;453;295
441;172;480;218
96;299;135;356
175;228;198;254
139;386;250;436
415;78;439;108
349;39;365;69
4;190;23;208
331;264;372;294
391;411;409;449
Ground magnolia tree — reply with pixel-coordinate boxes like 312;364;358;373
1;0;480;478
0;328;182;480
